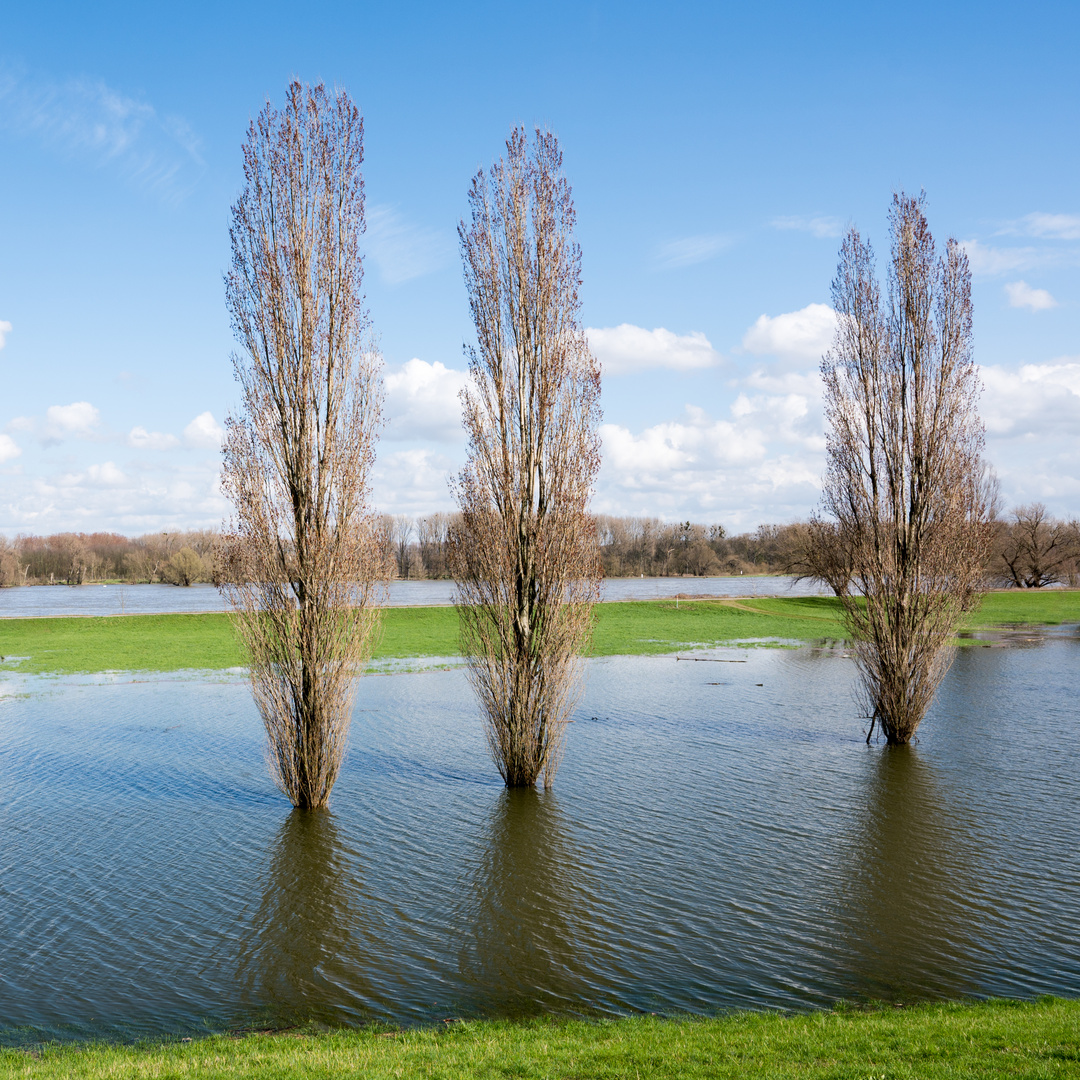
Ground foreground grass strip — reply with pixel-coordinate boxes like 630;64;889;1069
2;998;1078;1079
0;591;1076;675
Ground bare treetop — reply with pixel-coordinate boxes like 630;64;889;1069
221;82;384;810
814;192;993;745
452;127;602;787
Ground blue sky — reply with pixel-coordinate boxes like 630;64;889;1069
1;0;1078;535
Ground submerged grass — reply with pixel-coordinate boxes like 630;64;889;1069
0;589;1076;675
2;998;1078;1078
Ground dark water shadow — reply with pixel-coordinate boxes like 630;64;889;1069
832;747;985;1003
235;808;376;1028
453;787;602;1017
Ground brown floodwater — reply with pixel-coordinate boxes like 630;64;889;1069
0;632;1077;1043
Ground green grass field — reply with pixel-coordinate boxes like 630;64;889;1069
2;998;1077;1078
0;589;1076;675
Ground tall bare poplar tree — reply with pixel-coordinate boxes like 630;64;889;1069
813;193;992;745
220;83;384;809
452;127;602;788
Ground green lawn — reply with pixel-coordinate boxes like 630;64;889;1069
2;998;1078;1079
0;590;1076;675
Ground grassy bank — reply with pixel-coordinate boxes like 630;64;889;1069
2;998;1078;1078
0;590;1077;675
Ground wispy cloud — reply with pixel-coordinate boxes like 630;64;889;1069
656;233;731;269
1005;280;1058;312
366;204;454;284
771;215;844;239
86;461;127;487
1001;212;1080;241
128;426;180;451
960;239;1044;276
0;64;204;201
0;320;11;349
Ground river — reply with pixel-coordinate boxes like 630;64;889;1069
0;630;1077;1043
0;575;827;618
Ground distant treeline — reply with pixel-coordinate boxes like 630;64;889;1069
380;513;809;580
1;504;1077;588
0;530;219;587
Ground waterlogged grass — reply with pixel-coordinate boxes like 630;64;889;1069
971;588;1080;627
591;595;846;654
2;998;1078;1078
0;590;1076;675
0;612;242;674
0;608;463;675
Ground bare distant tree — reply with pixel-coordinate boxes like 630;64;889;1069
390;514;415;579
417;512;452;578
53;533;88;585
998;503;1079;587
165;547;205;587
812;193;994;745
220;82;384;810
451;127;602;788
0;538;19;588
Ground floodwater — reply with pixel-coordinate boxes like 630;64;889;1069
0;633;1078;1043
0;574;827;618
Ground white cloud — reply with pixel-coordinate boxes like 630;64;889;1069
588;325;722;375
0;320;11;349
1005;212;1080;240
42;401;100;443
593;393;826;528
742;303;836;365
366;204;453;284
978;358;1080;512
980;359;1080;438
1005;280;1058;311
743;368;823;397
0;64;204;201
371;447;459;515
960;239;1042;276
0;453;228;532
183;411;224;449
656;233;731;269
771;215;844;239
86;461;126;486
0;434;21;463
602;410;761;473
128;425;180;450
383;359;467;441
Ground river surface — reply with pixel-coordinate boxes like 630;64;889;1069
0;575;826;617
1;633;1078;1043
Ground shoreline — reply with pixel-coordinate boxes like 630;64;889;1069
0;592;1078;675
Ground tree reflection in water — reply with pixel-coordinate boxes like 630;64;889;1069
236;808;375;1027
456;787;602;1016
834;747;985;1002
